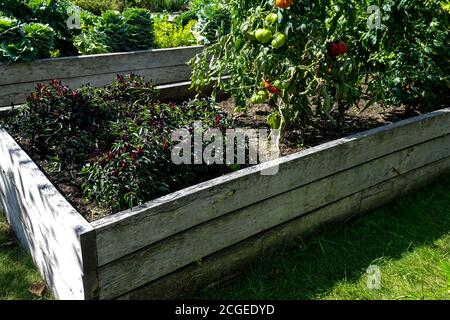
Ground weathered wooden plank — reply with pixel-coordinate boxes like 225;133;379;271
0;46;203;86
93;108;450;266
97;134;450;298
0;129;96;300
0;64;193;107
117;156;450;300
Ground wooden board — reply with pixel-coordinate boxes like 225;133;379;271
0;46;203;107
0;46;203;85
0;129;97;299
92;107;450;267
97;134;450;298
117;155;450;299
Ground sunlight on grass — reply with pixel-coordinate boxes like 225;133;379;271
0;214;50;300
200;175;450;300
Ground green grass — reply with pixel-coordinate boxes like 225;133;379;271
0;214;50;300
199;175;450;300
1;176;450;300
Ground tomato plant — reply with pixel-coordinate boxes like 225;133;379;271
191;0;449;134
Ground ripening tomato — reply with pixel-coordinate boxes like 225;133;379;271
271;32;287;48
328;42;339;57
337;41;348;55
266;13;279;23
255;29;273;43
250;91;267;104
275;0;293;9
273;80;288;89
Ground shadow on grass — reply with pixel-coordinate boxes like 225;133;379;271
199;175;450;299
0;216;49;300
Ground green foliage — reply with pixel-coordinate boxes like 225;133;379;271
192;0;450;136
72;0;124;15
75;8;153;54
126;0;188;12
154;15;196;48
5;74;229;212
193;1;231;43
0;16;37;63
0;0;79;61
122;8;154;50
22;23;55;58
175;9;198;26
73;31;112;55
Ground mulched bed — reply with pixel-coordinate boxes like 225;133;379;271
1;98;439;221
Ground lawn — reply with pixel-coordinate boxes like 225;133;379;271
199;175;450;300
0;213;50;300
1;175;450;300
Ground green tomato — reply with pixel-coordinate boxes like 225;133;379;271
250;91;266;104
271;32;287;48
273;80;289;89
266;13;278;24
255;29;273;44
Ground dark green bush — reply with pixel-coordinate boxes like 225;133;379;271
122;8;154;50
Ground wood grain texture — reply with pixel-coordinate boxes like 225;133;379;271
97;133;450;298
0;129;96;300
117;156;450;300
0;46;203;85
93;108;450;267
0;46;203;107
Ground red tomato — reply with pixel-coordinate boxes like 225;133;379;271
328;42;339;57
337;41;348;55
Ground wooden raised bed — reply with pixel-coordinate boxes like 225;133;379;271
1;107;449;299
0;46;204;108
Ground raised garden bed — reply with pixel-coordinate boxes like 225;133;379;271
0;45;203;108
1;106;449;299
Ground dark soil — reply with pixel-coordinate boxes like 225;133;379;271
1;99;436;221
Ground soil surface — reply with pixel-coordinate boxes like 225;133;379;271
1;99;441;221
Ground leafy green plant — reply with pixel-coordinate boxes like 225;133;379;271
122;8;154;50
22;22;55;58
154;15;196;48
0;16;37;63
191;0;449;137
193;1;231;43
75;8;153;54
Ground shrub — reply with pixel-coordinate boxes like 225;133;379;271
6;74;229;211
154;15;196;48
122;8;154;50
75;8;153;54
